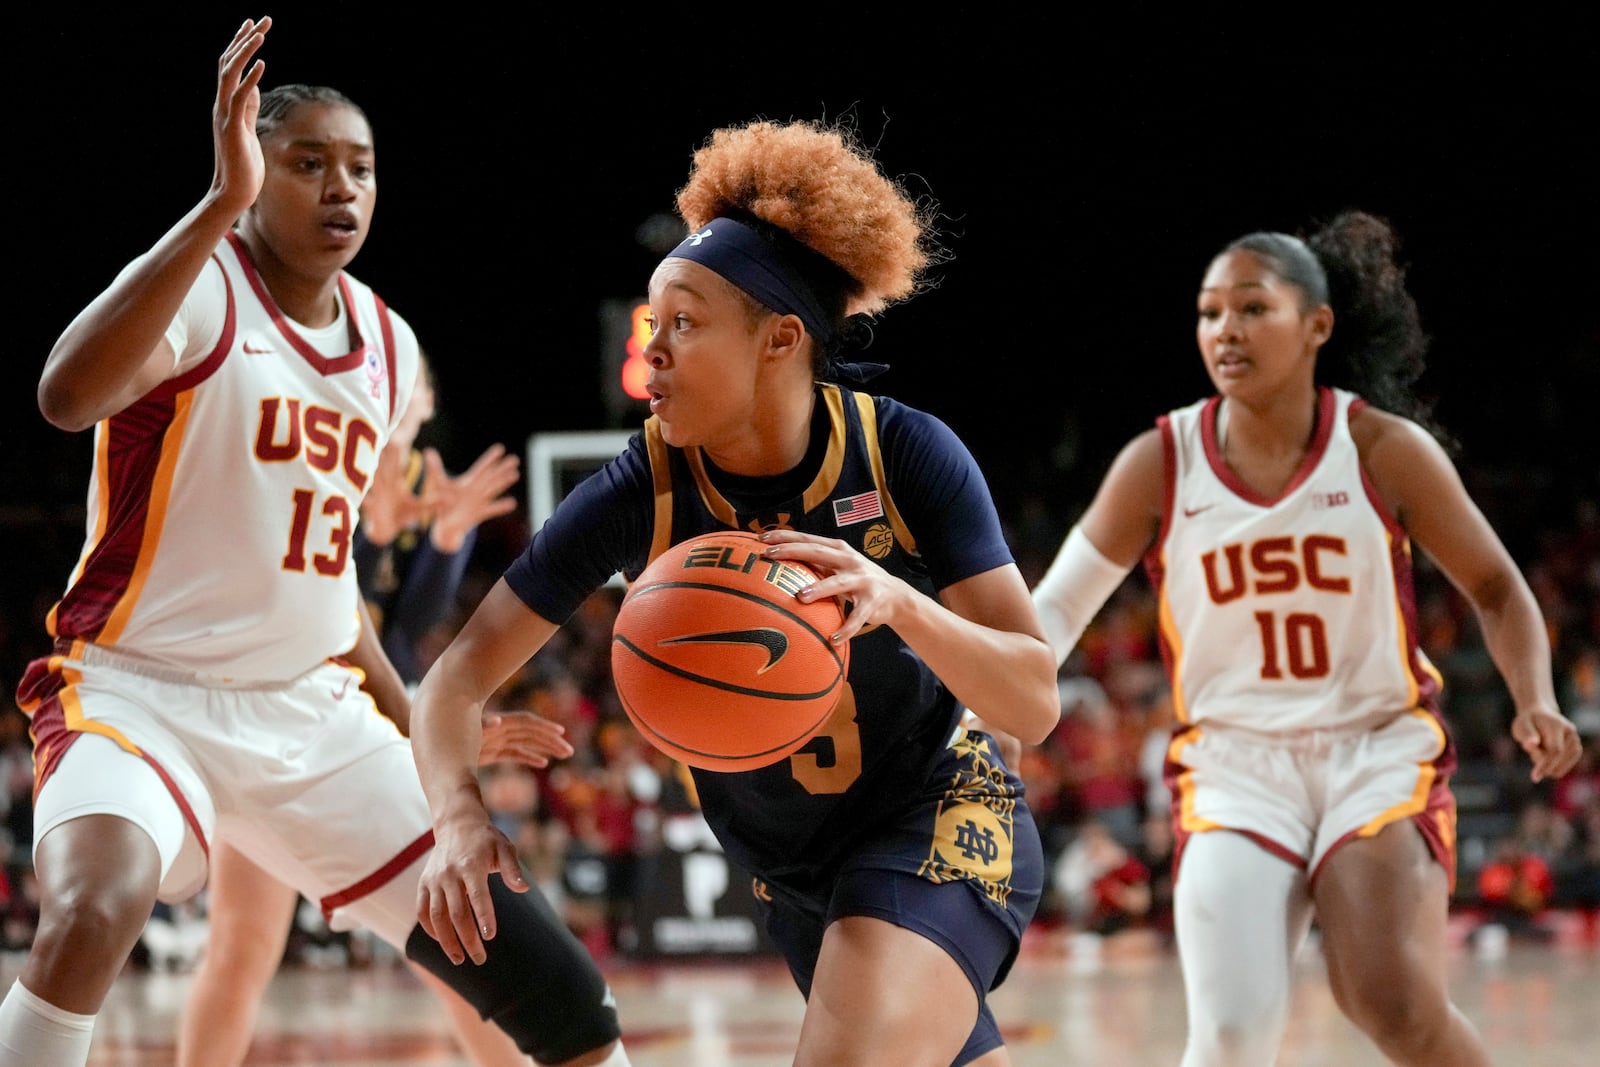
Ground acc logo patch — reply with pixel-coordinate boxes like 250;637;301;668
862;522;893;559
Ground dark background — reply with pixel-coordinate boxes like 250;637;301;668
3;11;1597;668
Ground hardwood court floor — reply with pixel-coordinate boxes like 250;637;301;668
22;928;1600;1066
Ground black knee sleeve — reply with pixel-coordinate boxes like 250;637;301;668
406;874;620;1064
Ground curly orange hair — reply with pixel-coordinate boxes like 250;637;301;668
674;120;938;318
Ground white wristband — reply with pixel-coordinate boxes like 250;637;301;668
1031;525;1133;666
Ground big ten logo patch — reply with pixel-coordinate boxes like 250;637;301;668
1313;491;1350;509
862;522;894;560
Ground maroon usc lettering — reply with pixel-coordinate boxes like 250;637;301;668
254;397;380;492
1202;534;1351;604
256;397;376;578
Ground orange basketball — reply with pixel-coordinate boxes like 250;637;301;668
610;530;849;772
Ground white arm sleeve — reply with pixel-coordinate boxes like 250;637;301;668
1031;524;1134;666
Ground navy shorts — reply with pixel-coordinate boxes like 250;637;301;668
754;729;1043;1066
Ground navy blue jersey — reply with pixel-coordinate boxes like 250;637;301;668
504;384;1016;897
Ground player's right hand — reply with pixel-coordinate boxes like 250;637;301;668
417;806;530;965
210;17;270;215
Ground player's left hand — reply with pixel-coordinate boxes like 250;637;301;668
478;711;573;768
759;528;910;644
1511;704;1583;782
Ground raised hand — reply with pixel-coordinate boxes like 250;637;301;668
422;443;521;553
359;443;430;546
211;17;271;217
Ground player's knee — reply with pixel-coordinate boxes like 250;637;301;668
1185;1019;1281;1067
1335;974;1446;1057
405;875;620;1064
36;879;156;964
1185;987;1287;1067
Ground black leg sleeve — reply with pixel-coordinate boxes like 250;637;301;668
405;874;621;1064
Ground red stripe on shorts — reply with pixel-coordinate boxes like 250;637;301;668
320;830;435;924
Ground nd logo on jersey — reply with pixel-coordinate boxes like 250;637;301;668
918;733;1019;907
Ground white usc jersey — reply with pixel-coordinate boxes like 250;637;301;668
1147;387;1443;733
47;232;418;682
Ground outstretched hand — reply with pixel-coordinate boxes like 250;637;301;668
359;444;430;546
478;710;573;768
1511;705;1583;783
211;17;270;216
423;444;521;553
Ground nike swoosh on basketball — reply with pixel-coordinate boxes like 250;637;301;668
660;628;789;673
1183;504;1215;517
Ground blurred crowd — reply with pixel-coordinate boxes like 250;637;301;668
1;483;1597;972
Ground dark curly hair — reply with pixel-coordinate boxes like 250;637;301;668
1226;211;1454;450
256;84;369;141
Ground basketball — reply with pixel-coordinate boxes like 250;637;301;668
611;530;849;772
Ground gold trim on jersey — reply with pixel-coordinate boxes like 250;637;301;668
644;418;675;566
1155;548;1190;725
99;391;197;646
1387;531;1421;712
851;391;918;557
677;385;850;530
47;427;115;639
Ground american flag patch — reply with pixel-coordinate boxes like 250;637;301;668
832;490;884;527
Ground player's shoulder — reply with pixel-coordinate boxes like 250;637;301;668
1347;402;1442;463
1111;425;1166;478
868;391;965;450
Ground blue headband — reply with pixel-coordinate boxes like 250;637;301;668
667;217;836;343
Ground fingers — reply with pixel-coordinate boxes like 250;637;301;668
498;845;530;894
425;864;497;965
760;531;885;643
477;711;573;767
418;876;471;964
1515;712;1583;782
219;18;270;92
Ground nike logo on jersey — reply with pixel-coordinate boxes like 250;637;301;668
660;628;789;672
243;339;274;354
331;677;351;700
1183;504;1215;518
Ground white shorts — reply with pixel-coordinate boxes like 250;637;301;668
1165;709;1458;885
25;642;432;947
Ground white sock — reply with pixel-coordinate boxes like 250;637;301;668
0;980;95;1067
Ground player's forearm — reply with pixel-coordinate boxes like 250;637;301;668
348;596;413;734
893;598;1060;744
409;664;491;821
40;195;245;430
1471;571;1561;715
